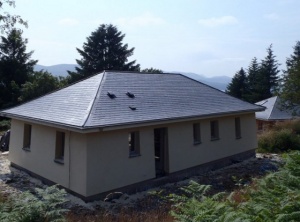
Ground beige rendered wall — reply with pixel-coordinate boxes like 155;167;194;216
9;119;88;196
86;127;155;196
168;113;257;172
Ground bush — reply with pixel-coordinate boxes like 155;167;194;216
0;185;68;222
258;128;300;153
273;119;300;134
0;120;10;133
170;151;300;222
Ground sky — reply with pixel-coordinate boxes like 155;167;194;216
4;0;300;77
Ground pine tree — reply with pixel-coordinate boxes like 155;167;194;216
280;41;300;114
0;29;37;108
257;44;280;100
246;57;261;103
226;68;248;100
68;24;140;83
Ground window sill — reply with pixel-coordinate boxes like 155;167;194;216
22;147;31;152
54;159;64;165
129;153;141;158
211;138;220;141
193;141;201;145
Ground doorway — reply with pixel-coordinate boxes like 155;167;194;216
154;127;168;177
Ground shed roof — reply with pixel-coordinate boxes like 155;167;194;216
255;96;294;120
1;71;264;130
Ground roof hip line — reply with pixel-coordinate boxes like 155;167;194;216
81;72;106;127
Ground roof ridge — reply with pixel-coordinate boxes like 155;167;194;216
81;72;106;127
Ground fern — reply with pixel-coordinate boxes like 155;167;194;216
0;185;68;222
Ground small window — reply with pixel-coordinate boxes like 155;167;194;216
235;117;241;139
193;123;201;144
129;131;140;157
23;124;32;149
55;131;65;163
210;120;219;140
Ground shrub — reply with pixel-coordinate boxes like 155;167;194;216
0;120;10;133
257;128;300;153
170;151;300;222
273;119;300;134
0;185;68;222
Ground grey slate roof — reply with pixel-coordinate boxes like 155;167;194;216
255;96;295;120
1;71;264;130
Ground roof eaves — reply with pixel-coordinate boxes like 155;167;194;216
83;107;264;130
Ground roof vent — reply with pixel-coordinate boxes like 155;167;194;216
107;92;116;99
129;106;136;111
126;92;135;98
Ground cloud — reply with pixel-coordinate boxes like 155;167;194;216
114;13;165;27
264;13;279;20
198;16;238;27
58;18;79;26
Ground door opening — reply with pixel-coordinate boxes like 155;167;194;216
154;128;168;177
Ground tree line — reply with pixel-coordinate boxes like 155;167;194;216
226;42;300;115
0;1;162;110
1;1;300;115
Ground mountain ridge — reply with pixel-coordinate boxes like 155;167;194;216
34;64;231;91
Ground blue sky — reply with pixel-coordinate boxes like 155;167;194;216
5;0;300;77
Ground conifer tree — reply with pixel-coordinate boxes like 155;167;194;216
280;41;300;114
68;24;140;83
257;44;280;100
0;29;37;108
246;57;261;103
226;68;248;100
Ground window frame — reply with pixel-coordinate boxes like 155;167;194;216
128;131;141;157
23;124;32;151
235;117;242;139
54;131;65;164
193;123;201;145
210;120;219;141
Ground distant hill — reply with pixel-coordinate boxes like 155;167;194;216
171;72;231;91
34;64;231;91
34;64;76;77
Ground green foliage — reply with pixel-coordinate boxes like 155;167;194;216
141;68;163;73
0;185;68;222
280;41;300;115
18;70;66;103
0;28;37;109
170;151;300;222
0;0;27;34
257;120;300;153
0;119;10;132
257;44;280;100
226;68;248;100
68;24;140;83
258;129;300;153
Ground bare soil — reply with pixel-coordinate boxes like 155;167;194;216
0;152;282;221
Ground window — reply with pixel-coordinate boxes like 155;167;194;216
55;131;65;163
23;124;32;150
210;120;219;140
193;123;201;144
129;131;140;157
235;117;241;139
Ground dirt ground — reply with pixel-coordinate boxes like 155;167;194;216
0;152;282;221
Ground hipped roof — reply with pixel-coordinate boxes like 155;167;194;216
1;71;264;130
255;96;295;121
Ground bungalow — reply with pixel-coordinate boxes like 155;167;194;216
255;96;297;132
0;71;264;201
